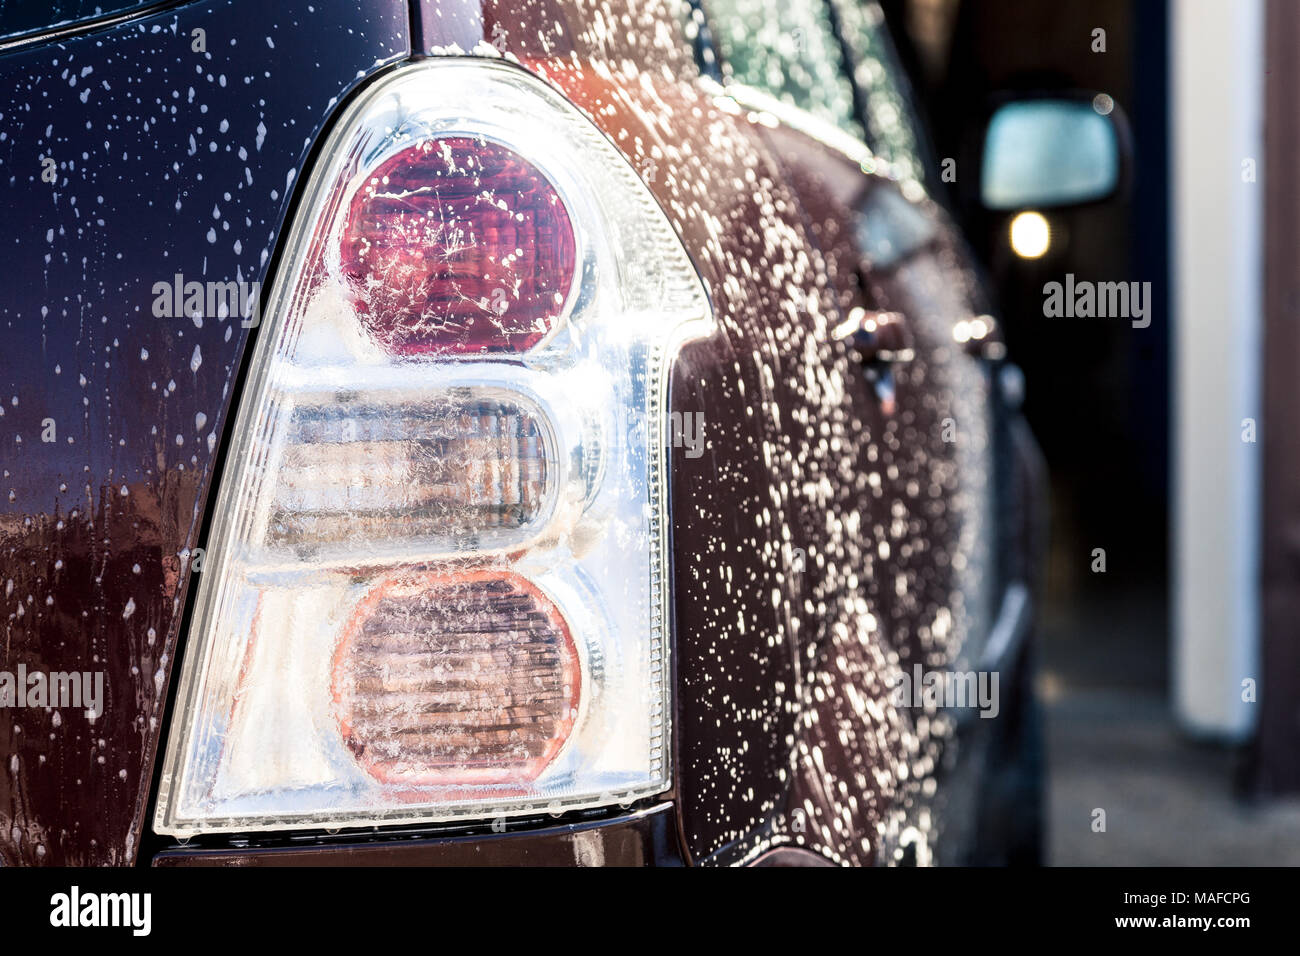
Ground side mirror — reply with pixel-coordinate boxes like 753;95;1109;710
979;96;1126;210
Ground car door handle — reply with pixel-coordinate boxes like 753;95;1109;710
834;308;913;414
834;308;914;364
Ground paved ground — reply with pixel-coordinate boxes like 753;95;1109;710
1036;544;1300;865
1043;685;1300;865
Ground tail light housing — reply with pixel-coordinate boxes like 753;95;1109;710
153;59;712;835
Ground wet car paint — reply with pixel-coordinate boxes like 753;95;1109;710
0;0;409;865
441;0;1021;863
0;0;1039;866
746;120;1002;864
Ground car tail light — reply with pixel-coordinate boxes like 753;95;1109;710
338;136;577;356
153;59;712;836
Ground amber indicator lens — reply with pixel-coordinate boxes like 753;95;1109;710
332;570;581;787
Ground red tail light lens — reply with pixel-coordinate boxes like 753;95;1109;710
332;570;581;788
340;136;577;356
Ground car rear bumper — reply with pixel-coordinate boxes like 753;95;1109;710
151;803;684;867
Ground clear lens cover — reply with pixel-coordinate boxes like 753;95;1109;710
153;59;712;835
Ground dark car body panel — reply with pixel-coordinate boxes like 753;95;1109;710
0;0;408;865
1;0;1041;866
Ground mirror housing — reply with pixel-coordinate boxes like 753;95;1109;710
979;94;1128;210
